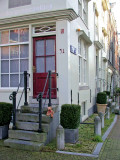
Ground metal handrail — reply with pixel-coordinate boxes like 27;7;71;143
16;74;24;94
42;72;49;96
9;71;30;130
43;89;49;109
17;89;24;110
37;72;49;100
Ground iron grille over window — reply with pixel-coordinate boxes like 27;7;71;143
9;0;31;8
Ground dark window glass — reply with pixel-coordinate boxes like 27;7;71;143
9;0;31;8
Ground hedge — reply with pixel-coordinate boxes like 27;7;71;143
60;104;81;129
0;102;13;126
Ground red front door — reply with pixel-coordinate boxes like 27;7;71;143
33;36;56;98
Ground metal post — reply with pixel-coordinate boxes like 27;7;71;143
12;91;17;130
48;70;52;107
38;93;42;133
24;71;28;105
71;90;72;104
78;92;79;105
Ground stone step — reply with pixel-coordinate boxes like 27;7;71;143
9;130;47;143
16;121;49;132
4;139;44;151
16;113;51;123
21;105;58;114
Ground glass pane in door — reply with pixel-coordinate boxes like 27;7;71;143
36;40;44;56
36;57;45;73
46;39;55;55
46;56;55;72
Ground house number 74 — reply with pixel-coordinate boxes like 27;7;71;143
60;49;64;54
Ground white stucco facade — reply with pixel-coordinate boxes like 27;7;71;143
0;0;117;121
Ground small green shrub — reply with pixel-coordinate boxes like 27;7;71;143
103;91;110;96
60;104;81;129
0;102;13;126
92;135;103;142
115;87;120;94
97;92;107;104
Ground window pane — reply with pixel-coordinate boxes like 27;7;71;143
1;60;9;73
78;39;81;55
83;60;86;83
36;57;45;73
20;59;28;72
78;1;82;17
10;29;18;43
46;39;55;55
10;74;19;87
10;60;19;73
36;40;44;56
20;44;29;58
1;47;9;59
10;45;19;59
46;56;55;72
1;74;9;87
0;31;9;44
20;28;29;42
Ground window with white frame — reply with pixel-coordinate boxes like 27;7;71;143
78;38;88;85
78;0;82;17
78;0;88;25
78;38;82;83
0;28;29;87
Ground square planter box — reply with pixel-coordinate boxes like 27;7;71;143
0;125;9;139
65;128;79;144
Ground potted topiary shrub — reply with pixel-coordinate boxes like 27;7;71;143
103;91;110;97
60;104;81;144
97;92;107;114
0;102;12;139
103;91;110;102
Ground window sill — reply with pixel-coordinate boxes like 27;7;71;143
0;88;24;92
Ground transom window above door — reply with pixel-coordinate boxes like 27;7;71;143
33;24;56;34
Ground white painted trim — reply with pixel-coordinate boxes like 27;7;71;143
0;9;78;27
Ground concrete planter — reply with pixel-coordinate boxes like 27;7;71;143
65;128;79;144
0;125;9;139
97;104;107;114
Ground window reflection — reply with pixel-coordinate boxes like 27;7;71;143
10;45;19;59
1;47;9;59
20;28;29;42
0;31;9;44
10;29;18;43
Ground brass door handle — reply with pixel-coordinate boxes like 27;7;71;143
33;66;36;73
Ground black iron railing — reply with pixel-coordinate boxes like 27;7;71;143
37;70;58;133
9;71;30;130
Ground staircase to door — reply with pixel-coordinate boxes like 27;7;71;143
4;70;59;151
4;104;59;151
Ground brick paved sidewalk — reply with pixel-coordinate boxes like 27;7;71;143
99;115;120;160
0;115;120;160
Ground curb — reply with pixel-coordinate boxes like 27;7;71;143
92;115;117;156
56;115;117;158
